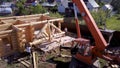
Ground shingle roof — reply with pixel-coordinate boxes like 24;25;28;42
88;0;99;7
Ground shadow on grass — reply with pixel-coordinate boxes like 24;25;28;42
46;57;70;68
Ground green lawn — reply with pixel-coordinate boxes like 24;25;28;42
80;14;120;31
106;15;120;31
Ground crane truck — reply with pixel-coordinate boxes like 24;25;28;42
69;0;120;67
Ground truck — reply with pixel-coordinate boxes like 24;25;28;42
69;0;120;67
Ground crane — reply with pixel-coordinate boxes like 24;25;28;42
70;0;120;67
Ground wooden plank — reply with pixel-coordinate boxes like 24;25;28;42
32;51;37;68
60;54;72;58
18;59;30;68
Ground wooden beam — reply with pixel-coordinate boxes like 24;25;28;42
58;22;61;29
53;32;65;38
48;22;52;41
12;25;20;31
0;30;12;35
40;23;48;33
32;51;37;68
15;18;64;28
18;59;30;68
30;32;65;46
0;13;49;21
0;34;10;38
50;23;62;33
30;37;49;46
0;23;12;31
60;54;72;58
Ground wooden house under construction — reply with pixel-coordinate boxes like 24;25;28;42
0;14;73;57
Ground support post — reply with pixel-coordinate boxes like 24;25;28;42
58;21;61;29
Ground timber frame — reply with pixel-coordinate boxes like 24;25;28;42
0;14;64;57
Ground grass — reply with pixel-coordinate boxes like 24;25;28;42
75;14;120;31
49;12;63;18
98;58;108;68
106;14;120;31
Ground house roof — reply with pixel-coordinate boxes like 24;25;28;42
101;0;112;3
0;5;12;14
104;4;113;9
41;2;56;7
88;0;99;7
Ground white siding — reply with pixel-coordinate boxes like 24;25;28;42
58;4;65;13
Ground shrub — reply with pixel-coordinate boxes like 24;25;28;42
30;5;47;14
49;12;63;18
15;0;47;15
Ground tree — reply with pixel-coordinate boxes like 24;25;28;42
91;9;110;29
15;0;47;15
15;0;28;15
30;5;47;14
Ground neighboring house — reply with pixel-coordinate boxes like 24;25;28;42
26;0;35;3
47;0;55;3
56;0;61;2
31;0;38;6
41;2;56;7
57;1;79;13
57;0;99;13
0;2;13;15
86;0;100;11
0;5;12;15
2;2;13;6
58;4;65;13
102;4;113;11
42;2;57;13
102;4;114;17
25;0;38;6
101;0;112;3
57;0;68;13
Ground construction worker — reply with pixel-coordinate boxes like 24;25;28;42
25;43;32;59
